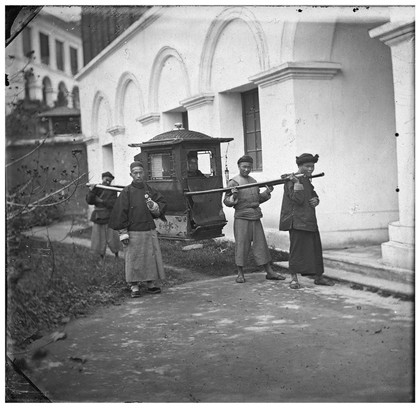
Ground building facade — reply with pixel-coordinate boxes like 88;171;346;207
75;6;414;270
6;8;88;217
6;9;83;113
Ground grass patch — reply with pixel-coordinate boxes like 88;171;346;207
7;234;288;350
69;227;288;275
7;237;127;349
160;239;288;276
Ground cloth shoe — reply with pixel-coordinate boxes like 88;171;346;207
130;285;141;298
235;275;245;283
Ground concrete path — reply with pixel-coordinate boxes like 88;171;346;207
18;221;414;402
23;219;92;247
19;273;413;403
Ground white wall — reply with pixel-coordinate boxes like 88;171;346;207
77;6;398;250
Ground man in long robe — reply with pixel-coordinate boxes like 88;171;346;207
223;155;286;283
109;162;167;298
279;153;334;289
86;171;121;259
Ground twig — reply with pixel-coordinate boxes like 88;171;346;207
6;178;34;200
5;135;50;168
47;236;56;284
6;172;87;212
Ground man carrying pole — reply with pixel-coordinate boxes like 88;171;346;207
280;153;334;289
86;171;121;261
223;155;286;283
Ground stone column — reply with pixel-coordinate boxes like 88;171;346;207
249;61;341;249
370;15;415;270
31;27;40;64
49;34;56;71
67;92;74;109
106;126;129;184
45;87;55;107
136;112;161;142
180;93;215;135
28;80;43;101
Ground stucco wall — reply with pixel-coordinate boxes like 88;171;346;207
77;6;398;250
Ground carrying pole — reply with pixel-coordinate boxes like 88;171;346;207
86;184;125;192
184;172;325;196
86;172;325;195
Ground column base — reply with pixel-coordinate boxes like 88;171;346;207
388;221;414;244
381;222;414;270
381;240;414;270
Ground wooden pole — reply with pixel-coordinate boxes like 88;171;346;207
86;184;125;192
184;172;325;196
86;172;325;195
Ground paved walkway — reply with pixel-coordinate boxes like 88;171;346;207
17;221;414;402
23;219;92;247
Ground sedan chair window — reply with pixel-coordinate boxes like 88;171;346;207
149;152;173;180
187;150;214;177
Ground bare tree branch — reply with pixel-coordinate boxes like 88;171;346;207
6;178;34;199
5;135;49;168
6;172;87;220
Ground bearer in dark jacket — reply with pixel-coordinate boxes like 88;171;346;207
280;153;334;289
108;161;167;298
86;171;121;259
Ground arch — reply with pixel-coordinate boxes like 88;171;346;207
92;90;112;137
115;71;145;125
148;46;191;112
291;19;337;62
72;86;80;109
199;7;270;92
280;21;299;62
56;81;69;107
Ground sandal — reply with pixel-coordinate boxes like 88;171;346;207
289;280;301;289
266;273;286;281
235;276;246;283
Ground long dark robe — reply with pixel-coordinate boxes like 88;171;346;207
280;177;324;276
289;228;324;277
108;181;167;283
108;181;167;231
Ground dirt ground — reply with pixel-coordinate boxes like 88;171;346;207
13;272;413;403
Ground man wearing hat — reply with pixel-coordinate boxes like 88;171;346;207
187;152;205;178
86;171;121;260
280;153;334;289
109;162;167;298
223;155;286;283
